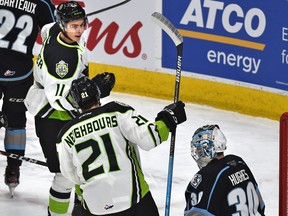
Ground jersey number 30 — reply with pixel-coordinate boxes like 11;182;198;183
228;181;262;216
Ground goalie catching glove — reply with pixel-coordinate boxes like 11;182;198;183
156;101;186;132
92;72;115;98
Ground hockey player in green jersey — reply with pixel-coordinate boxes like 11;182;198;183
56;76;187;216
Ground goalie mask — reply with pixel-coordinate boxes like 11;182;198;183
191;125;227;169
70;76;100;110
56;1;88;31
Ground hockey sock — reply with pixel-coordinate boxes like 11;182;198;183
4;128;26;167
49;173;73;215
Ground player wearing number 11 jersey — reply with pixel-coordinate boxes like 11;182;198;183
184;125;265;216
0;0;55;195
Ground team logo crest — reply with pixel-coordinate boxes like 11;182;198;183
56;60;68;78
4;69;16;77
191;174;202;189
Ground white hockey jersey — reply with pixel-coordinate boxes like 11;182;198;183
56;101;169;215
25;22;88;120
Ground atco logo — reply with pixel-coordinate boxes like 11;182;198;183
181;0;266;38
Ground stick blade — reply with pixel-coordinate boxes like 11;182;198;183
151;12;183;46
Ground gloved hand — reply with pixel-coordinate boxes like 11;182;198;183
0;111;8;128
155;101;186;132
92;72;115;98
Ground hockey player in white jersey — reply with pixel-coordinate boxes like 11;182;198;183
24;1;115;215
56;76;187;216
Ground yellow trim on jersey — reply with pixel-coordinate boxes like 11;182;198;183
89;63;287;121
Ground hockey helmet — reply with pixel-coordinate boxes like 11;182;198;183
70;76;100;110
56;1;87;29
190;125;227;169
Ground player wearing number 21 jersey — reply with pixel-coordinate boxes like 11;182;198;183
56;76;187;215
184;125;265;216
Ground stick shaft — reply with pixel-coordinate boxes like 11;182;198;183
150;12;184;216
165;42;183;216
0;150;47;167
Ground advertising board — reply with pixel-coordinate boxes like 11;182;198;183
163;0;288;92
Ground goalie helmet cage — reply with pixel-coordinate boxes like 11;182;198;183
280;112;288;216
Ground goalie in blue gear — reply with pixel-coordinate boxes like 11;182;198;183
184;125;265;216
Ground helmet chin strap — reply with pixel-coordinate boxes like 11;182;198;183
61;29;74;43
59;22;75;43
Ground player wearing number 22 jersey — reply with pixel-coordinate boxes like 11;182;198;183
184;125;265;216
0;0;55;193
0;0;55;80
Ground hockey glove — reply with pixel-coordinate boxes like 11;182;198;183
156;101;186;132
0;111;8;128
92;72;115;98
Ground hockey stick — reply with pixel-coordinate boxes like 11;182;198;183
86;0;131;17
0;150;47;167
151;12;183;216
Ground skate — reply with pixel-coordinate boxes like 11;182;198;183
4;166;20;198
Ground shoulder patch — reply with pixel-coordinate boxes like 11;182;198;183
114;101;130;107
227;159;237;167
191;174;202;189
56;60;69;78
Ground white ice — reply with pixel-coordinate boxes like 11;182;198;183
0;92;279;215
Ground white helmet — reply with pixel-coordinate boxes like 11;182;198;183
191;125;227;169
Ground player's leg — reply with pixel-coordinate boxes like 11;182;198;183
2;76;33;189
35;116;74;215
133;191;160;216
48;173;74;216
71;185;83;216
